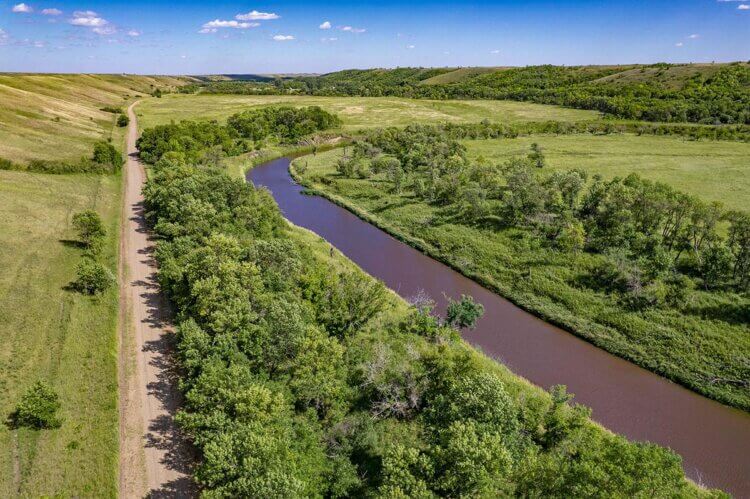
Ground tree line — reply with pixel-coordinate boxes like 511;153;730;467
136;105;341;164
139;148;715;496
335;125;750;303
194;63;750;126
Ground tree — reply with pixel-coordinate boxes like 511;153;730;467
117;113;130;127
92;141;122;168
528;142;546;168
9;381;62;429
74;258;115;294
72;210;106;248
444;294;484;331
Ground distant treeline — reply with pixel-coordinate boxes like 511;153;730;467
140;147;713;496
137;105;341;164
193;64;750;125
0;141;123;174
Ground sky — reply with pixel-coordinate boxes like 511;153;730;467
0;0;748;74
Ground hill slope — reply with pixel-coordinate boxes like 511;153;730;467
0;74;192;163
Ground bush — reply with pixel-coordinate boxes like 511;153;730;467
9;381;62;429
117;114;130;127
100;105;123;114
72;210;106;249
74;258;115;294
92;141;123;169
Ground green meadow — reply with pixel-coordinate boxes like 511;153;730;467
135;93;601;131
464;134;750;211
0;170;120;497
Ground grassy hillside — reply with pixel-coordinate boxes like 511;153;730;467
136;94;600;131
464;134;750;211
0;73;191;163
0;170;120;497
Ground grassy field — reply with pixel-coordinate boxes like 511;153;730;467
0;73;189;163
292;145;750;410
0;170;120;497
464;134;750;211
135;93;601;131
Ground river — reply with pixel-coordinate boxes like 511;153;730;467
248;156;750;497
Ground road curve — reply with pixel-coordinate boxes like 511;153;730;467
119;101;196;497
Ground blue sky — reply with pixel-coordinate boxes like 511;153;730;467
0;0;748;74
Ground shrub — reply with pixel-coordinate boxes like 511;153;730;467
72;210;106;249
9;381;62;429
92;141;123;169
74;258;115;294
117;114;130;127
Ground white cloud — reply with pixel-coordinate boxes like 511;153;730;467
675;42;684;47
688;33;699;39
340;26;366;33
41;8;62;15
0;29;9;44
236;10;279;21
273;34;294;41
180;54;187;59
406;44;415;49
319;21;331;29
69;10;118;35
321;36;337;42
202;19;259;29
739;4;750;9
127;29;140;37
70;11;107;27
12;3;33;13
198;28;216;34
33;40;45;47
490;49;500;54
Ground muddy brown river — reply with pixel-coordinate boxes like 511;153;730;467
248;157;750;497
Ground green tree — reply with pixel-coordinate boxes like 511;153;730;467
74;258;115;294
72;210;106;248
117;113;130;127
9;381;62;429
444;294;484;331
528;142;546;168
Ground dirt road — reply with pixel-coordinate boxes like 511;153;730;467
119;101;196;497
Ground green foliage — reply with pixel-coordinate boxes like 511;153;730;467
72;210;106;249
444;294;485;330
116;114;129;127
140;131;715;495
227;105;341;143
100;105;123;114
74;258;114;295
295;139;750;410
9;381;62;429
91;141;123;169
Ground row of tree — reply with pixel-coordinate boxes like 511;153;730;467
136;105;341;164
194;64;750;125
140;147;711;496
336;125;750;307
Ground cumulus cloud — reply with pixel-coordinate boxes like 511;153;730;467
41;8;62;15
321;36;337;42
319;21;331;29
675;42;684;47
340;26;365;33
406;44;415;49
739;4;750;9
236;10;279;21
12;3;33;13
688;33;699;39
490;49;500;54
273;34;294;41
127;29;140;36
70;11;107;27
